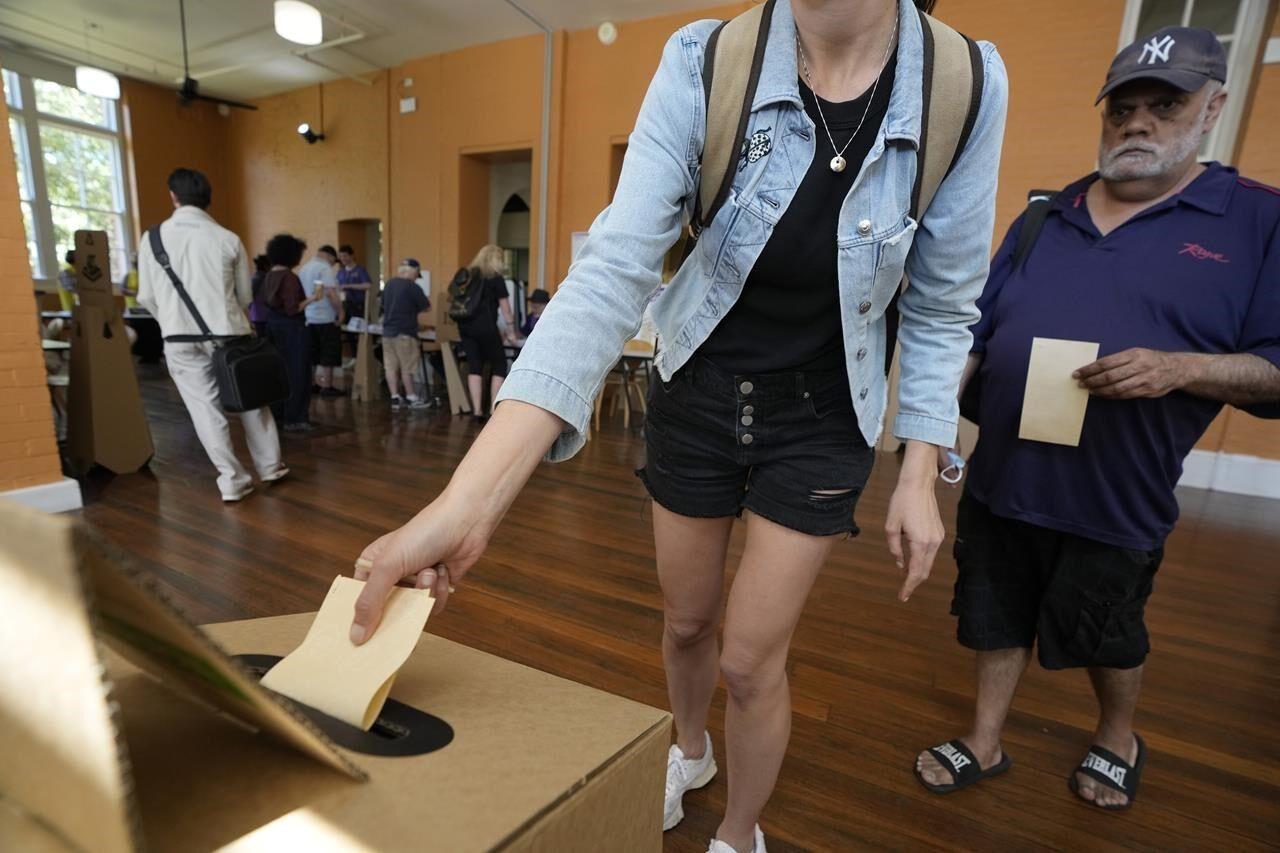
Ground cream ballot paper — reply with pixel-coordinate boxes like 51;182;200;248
1017;337;1100;447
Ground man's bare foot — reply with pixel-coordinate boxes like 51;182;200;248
1074;731;1138;808
915;736;1003;787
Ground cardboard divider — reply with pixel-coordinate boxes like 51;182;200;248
352;285;383;402
65;230;154;475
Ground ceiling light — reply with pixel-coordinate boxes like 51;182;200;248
75;66;120;100
297;123;324;144
597;22;618;46
274;0;323;46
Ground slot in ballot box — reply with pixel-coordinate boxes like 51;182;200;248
0;501;671;852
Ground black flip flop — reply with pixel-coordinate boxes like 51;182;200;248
1067;732;1147;811
914;739;1013;794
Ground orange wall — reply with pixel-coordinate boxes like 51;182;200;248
147;1;1277;461
224;75;390;263
387;36;544;299
121;78;233;236
0;87;60;493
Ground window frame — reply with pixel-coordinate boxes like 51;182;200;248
1118;0;1272;164
5;69;134;283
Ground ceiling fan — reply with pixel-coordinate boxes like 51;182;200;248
174;0;257;111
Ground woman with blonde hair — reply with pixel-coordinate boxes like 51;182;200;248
456;243;516;421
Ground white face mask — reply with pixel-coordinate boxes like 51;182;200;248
940;450;966;485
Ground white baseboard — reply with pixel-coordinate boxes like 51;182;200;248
1178;450;1280;499
0;477;83;513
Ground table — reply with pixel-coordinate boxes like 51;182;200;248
41;339;70;351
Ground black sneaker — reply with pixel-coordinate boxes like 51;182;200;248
311;384;322;394
391;396;404;411
320;387;347;398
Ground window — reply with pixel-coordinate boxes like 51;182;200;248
1119;0;1271;163
2;69;131;281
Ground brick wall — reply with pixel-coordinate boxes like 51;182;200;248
0;87;61;493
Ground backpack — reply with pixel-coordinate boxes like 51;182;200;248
447;267;485;323
686;0;987;375
956;189;1058;425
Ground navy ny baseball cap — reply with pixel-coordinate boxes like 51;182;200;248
1096;26;1227;104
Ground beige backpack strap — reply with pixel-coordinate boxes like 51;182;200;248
695;0;774;234
910;9;985;220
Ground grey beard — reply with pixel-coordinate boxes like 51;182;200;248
1098;105;1209;182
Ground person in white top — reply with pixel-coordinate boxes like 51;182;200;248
297;245;345;396
136;168;288;502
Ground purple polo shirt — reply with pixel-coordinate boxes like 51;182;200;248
966;164;1280;550
337;264;372;304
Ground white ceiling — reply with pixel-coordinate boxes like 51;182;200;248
0;0;715;102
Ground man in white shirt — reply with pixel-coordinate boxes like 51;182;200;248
298;245;344;396
136;168;288;502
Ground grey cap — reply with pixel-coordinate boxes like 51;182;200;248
1096;26;1227;104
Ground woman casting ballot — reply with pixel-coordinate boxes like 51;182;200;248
352;0;1007;849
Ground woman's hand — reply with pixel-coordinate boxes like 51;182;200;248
885;440;946;603
350;494;490;644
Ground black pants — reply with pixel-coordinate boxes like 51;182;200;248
267;314;312;425
459;330;508;378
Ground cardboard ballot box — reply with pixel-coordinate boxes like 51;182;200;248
0;503;671;852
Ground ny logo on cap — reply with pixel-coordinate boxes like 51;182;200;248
1139;35;1176;65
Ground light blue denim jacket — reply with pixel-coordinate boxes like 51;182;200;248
497;0;1008;461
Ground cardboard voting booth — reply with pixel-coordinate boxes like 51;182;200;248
0;501;671;852
352;285;384;403
66;230;154;475
430;278;474;415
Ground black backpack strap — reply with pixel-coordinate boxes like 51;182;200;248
1012;190;1058;269
148;226;217;342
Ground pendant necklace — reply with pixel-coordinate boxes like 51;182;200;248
796;7;898;173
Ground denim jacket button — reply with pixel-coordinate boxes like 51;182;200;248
856;347;868;361
742;404;755;415
858;301;872;314
859;387;869;400
740;381;754;394
857;219;872;235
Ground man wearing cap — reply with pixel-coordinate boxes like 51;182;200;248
914;27;1280;809
380;259;433;411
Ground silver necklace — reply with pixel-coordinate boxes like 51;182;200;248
796;7;898;173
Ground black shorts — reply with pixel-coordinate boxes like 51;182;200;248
458;332;508;378
308;322;342;367
637;357;875;538
950;491;1163;670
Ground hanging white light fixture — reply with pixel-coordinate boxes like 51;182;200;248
274;0;323;46
75;66;120;100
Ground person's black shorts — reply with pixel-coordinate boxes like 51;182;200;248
637;356;875;538
308;322;342;367
458;332;508;378
950;491;1163;670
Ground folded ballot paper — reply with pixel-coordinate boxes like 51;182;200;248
261;576;434;730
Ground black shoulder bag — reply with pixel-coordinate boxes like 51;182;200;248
957;189;1058;424
148;227;289;413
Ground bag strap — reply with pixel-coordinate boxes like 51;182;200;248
886;9;985;375
910;9;985;221
148;226;216;341
694;0;774;237
1012;190;1058;269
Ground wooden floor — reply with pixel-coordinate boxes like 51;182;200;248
77;365;1279;852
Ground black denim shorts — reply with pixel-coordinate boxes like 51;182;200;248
636;356;875;537
950;491;1163;670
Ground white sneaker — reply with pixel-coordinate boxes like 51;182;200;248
707;825;766;853
260;465;290;483
664;732;716;831
221;485;254;503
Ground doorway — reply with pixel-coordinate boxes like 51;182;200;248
457;148;532;282
336;218;382;285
